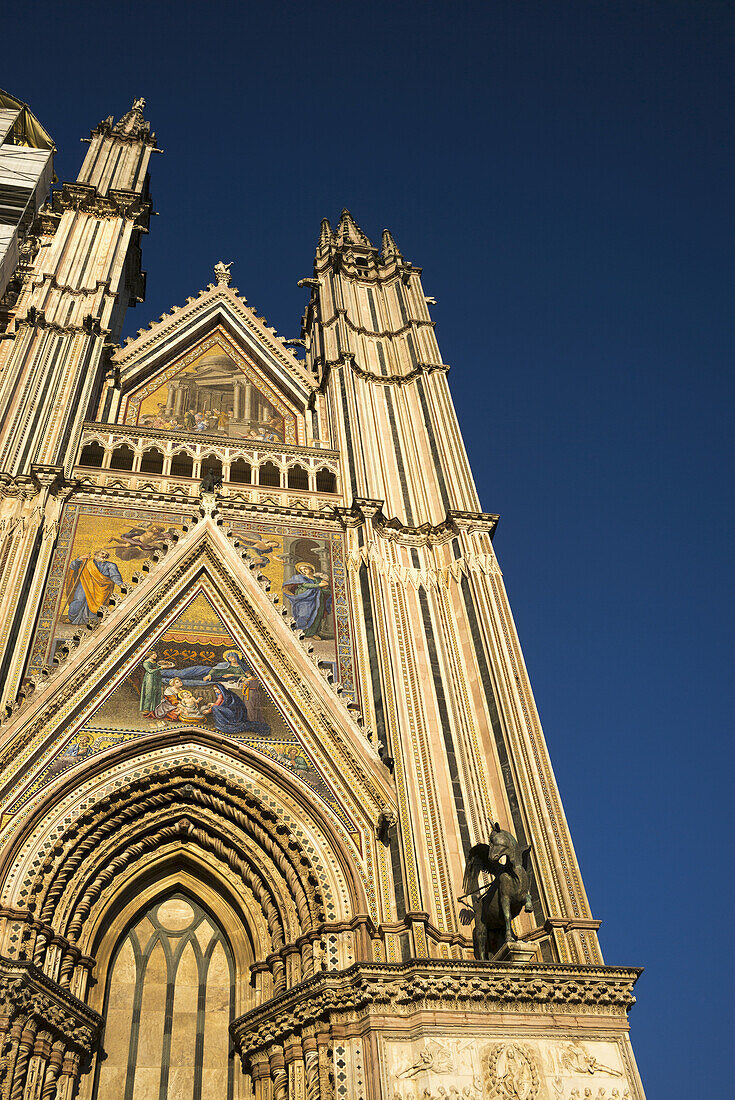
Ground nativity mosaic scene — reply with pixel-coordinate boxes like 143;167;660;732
0;98;645;1100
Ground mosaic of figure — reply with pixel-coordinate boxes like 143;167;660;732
129;640;269;735
129;345;288;443
282;561;332;638
27;504;187;675
229;524;348;688
106;522;179;560
276;745;310;770
63;548;123;625
139;651;174;714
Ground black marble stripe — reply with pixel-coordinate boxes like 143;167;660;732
0;328;37;442
458;572;547;934
358;563;388;756
416;377;451;512
396;282;409;326
366;287;380;332
56;335;100;465
388;822;407;921
417;586;471;854
337;367;357;496
0;522;44;692
384;384;414;525
17;334;64;472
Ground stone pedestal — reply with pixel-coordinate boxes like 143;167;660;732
493;938;539;965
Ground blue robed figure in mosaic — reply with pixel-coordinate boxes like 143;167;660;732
282;562;332;639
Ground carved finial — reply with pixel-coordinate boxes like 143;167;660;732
113;97;150;138
214;260;233;287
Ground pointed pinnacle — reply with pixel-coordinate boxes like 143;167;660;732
113;97;151;139
381;229;401;258
336;209;373;249
317;218;334;251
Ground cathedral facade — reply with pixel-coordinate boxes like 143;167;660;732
0;98;645;1100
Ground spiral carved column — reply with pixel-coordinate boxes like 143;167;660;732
23;1028;52;1100
268;1043;288;1100
0;1018;26;1100
54;1052;81;1100
8;1018;37;1100
39;1041;64;1100
302;1027;320;1100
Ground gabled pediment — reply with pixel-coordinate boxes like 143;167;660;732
105;283;315;440
121;326;302;445
0;517;394;854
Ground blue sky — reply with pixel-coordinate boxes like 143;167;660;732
5;1;734;1091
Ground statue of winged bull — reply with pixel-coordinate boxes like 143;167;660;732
461;822;534;958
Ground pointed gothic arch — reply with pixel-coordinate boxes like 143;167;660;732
90;889;237;1100
0;739;376;1099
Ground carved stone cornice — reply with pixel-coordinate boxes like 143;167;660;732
51;183;152;229
67;478;341;520
16;307;109;338
29;274;120;301
0;474;37;501
0;957;101;1052
89;110;157;148
318;307;436;340
313;252;422;285
318;352;449;391
231;959;641;1062
338;501;499;545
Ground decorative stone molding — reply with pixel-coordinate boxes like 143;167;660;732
318;351;449;390
0;958;101;1052
232;959;641;1063
51;183;152;229
318;307;436;340
339;501;498;545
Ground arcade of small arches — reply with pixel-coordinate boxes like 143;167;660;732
0;745;370;1100
77;437;338;495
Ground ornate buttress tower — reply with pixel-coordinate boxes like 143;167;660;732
0;103;645;1100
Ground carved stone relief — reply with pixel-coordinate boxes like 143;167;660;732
384;1036;635;1100
482;1043;540;1099
386;1038;482;1100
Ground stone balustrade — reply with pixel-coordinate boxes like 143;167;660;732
74;422;340;502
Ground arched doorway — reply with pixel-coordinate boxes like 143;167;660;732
93;892;235;1100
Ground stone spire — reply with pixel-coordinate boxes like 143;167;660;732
0;100;159;708
113;96;152;141
317;217;334;253
335;209;373;249
381;228;402;260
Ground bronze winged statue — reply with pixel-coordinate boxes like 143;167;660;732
461;822;534;958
